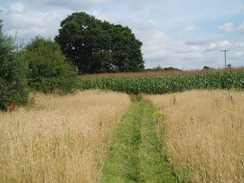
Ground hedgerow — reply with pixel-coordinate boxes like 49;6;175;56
0;20;29;111
20;36;78;94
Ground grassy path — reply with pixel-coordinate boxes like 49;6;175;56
102;101;178;183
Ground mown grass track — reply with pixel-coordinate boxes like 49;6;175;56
102;101;179;183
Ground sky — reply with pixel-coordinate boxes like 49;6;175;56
0;0;244;69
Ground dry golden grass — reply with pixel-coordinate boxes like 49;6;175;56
144;90;244;183
0;90;131;183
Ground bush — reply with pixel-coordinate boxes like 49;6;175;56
0;20;29;111
20;36;77;94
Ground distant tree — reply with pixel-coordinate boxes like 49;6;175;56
163;67;180;71
153;65;164;71
227;64;232;69
146;65;180;72
0;19;29;111
20;36;77;93
55;12;144;74
203;66;213;70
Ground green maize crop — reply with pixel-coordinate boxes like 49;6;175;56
77;70;244;94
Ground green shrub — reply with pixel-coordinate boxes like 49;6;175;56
20;36;77;94
0;20;29;111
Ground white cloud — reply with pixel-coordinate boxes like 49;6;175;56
124;0;167;9
218;40;231;49
28;0;108;10
1;3;72;42
218;22;244;38
5;2;25;12
186;37;212;46
205;40;232;52
183;25;198;32
99;15;208;69
218;23;233;34
1;1;243;69
205;42;217;52
237;22;244;34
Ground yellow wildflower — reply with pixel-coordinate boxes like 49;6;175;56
154;112;167;116
170;93;177;105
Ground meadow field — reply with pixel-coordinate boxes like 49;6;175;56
145;90;244;183
0;68;243;182
0;90;131;182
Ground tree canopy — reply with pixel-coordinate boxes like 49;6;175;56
20;36;77;94
55;12;144;74
0;19;29;110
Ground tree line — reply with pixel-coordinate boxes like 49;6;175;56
0;12;145;111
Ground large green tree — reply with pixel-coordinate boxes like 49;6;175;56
20;36;77;94
55;12;144;74
0;19;29;111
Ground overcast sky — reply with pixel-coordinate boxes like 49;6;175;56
0;0;244;69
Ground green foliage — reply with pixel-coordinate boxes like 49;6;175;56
146;66;181;72
110;24;144;73
55;12;144;74
78;70;244;94
20;36;77;94
0;20;29;111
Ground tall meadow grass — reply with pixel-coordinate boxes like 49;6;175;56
145;90;244;182
0;90;131;183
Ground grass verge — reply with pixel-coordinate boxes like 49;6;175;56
102;101;179;183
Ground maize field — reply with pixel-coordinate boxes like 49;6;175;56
78;69;244;94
